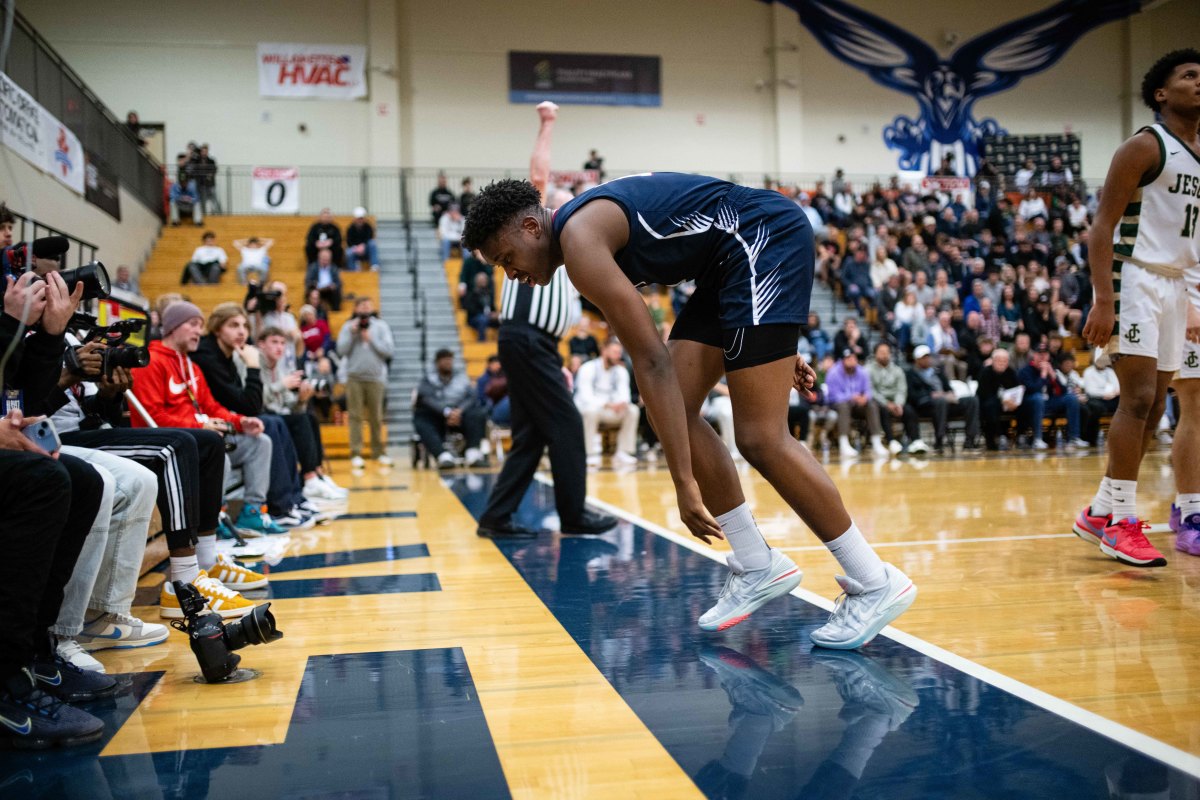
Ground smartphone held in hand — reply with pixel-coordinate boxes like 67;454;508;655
22;418;61;454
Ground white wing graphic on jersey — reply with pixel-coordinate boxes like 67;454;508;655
637;211;715;239
715;206;779;324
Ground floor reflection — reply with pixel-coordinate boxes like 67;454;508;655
448;475;1199;799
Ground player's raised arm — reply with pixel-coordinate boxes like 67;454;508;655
560;201;723;544
1081;131;1162;348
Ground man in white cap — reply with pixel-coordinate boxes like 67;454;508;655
346;207;379;271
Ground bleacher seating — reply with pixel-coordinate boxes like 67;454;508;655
138;215;385;459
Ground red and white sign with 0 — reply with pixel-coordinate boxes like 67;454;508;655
257;43;367;99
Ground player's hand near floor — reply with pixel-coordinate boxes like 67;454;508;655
677;480;723;544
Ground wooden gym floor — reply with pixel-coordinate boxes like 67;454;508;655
6;448;1200;799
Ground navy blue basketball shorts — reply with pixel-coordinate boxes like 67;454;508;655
670;189;812;371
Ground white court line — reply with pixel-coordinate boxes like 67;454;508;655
778;532;1077;551
545;477;1200;779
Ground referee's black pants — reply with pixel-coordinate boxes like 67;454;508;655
481;324;587;527
61;428;225;551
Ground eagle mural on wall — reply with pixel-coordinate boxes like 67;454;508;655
770;0;1159;174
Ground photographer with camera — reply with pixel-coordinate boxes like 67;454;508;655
337;296;393;468
0;268;115;748
131;302;284;543
245;280;302;371
194;303;325;527
258;326;347;502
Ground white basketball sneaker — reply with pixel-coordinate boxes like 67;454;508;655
810;563;916;650
698;550;802;632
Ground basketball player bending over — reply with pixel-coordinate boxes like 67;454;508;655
464;173;915;649
1075;49;1200;567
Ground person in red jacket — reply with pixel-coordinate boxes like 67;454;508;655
132;301;284;543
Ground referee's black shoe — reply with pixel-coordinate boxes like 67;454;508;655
560;510;618;535
476;518;539;540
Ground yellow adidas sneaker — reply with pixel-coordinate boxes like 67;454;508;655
160;571;256;619
207;553;268;591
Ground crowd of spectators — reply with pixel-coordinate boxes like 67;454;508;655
431;165;1125;466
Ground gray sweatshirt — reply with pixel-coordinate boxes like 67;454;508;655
336;316;393;383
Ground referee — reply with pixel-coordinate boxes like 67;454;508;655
475;264;617;539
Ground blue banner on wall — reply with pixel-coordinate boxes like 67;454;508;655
509;51;661;107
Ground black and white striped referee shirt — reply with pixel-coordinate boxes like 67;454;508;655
499;268;580;340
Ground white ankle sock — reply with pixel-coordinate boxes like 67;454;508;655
169;555;200;585
716;503;771;571
195;535;218;571
1110;479;1137;522
826;523;887;591
1091;476;1113;516
1178;493;1200;520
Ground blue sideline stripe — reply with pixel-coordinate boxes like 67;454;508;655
335;511;418;520
264;544;429;574
0;651;509;798
265;573;440;598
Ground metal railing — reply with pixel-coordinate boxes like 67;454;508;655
6;206;99;268
3;11;164;217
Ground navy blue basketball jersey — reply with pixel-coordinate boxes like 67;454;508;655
551;173;746;288
550;172;814;332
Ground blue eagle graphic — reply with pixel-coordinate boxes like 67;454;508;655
770;0;1153;173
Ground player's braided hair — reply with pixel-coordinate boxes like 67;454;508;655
461;179;543;252
1140;49;1200;112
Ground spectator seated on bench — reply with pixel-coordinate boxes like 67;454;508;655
182;231;227;285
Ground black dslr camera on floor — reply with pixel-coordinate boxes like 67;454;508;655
169;581;283;683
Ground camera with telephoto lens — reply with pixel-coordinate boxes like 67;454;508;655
357;312;372;329
168;580;282;683
68;313;149;378
1;236;111;301
245;281;281;314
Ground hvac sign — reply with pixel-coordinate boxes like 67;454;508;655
257;43;367;99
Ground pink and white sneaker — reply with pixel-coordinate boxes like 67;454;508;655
1101;517;1167;567
1073;505;1111;546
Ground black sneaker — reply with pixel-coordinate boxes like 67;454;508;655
0;668;103;749
560;510;618;535
476;518;539;539
31;655;119;704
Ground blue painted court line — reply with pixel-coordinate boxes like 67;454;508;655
347;484;409;492
447;474;1200;800
335;511;418;520
0;650;509;798
265;573;440;598
263;544;430;574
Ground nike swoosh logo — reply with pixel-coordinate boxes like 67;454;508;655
34;670;62;686
91;628;126;640
0;714;31;736
168;378;189;394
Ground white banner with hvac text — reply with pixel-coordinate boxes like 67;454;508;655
251;167;300;213
257;43;367;99
0;71;85;195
